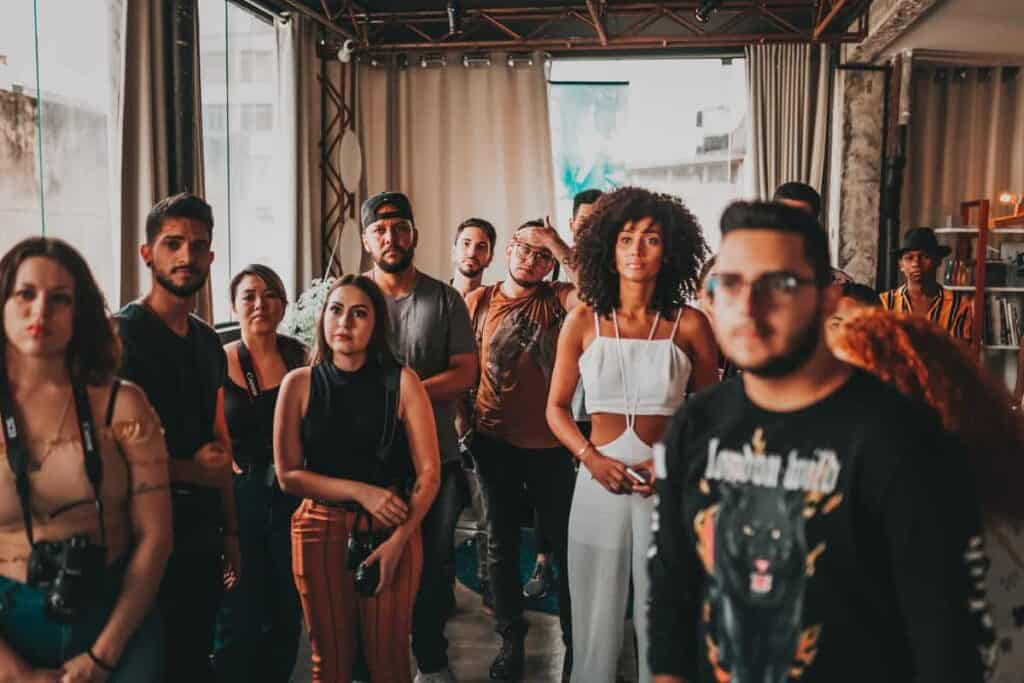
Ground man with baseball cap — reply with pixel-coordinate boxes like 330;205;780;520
880;227;973;341
361;191;478;683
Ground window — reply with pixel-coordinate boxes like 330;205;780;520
240;103;272;131
548;57;748;252
199;0;293;324
0;0;123;304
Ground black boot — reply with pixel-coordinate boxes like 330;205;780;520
490;620;527;680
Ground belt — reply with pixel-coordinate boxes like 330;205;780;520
311;499;361;512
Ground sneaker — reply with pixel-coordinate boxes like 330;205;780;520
489;622;526;680
415;666;458;683
523;560;554;600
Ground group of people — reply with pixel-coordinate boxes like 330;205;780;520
0;176;1021;683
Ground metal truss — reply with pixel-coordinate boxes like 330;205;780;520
276;1;870;53
319;60;357;277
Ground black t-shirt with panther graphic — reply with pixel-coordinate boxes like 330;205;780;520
648;370;995;683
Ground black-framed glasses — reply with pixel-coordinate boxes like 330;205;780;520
511;241;554;266
705;271;816;306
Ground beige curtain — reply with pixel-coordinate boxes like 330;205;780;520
119;0;171;307
119;1;212;320
277;14;322;295
357;54;556;282
903;65;1024;229
746;44;831;202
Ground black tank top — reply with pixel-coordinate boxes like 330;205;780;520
301;360;413;487
223;335;307;468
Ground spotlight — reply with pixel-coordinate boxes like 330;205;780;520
419;53;447;69
337;39;356;64
462;52;491;68
695;0;722;24
447;0;463;36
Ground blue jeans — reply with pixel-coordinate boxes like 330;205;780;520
214;469;302;682
411;460;467;673
0;561;163;680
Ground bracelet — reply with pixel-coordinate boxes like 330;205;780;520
87;647;115;674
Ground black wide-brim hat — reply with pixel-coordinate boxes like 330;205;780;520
892;227;952;258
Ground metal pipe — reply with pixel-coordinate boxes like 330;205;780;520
277;0;354;39
169;0;197;194
586;0;609;45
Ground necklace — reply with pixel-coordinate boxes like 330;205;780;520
28;388;74;473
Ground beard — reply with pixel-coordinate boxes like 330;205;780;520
737;307;823;379
375;246;415;274
509;270;542;289
458;263;483;279
153;266;209;298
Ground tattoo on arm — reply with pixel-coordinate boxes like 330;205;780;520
131;482;171;497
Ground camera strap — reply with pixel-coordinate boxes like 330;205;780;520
236;340;261;400
0;379;106;547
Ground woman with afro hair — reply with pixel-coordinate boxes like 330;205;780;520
832;309;1019;678
547;187;719;682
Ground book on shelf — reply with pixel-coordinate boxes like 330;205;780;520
985;295;1022;346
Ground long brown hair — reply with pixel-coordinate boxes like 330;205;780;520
833;309;1024;522
310;275;399;369
0;237;120;386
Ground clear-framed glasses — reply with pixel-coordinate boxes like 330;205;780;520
511;241;554;266
365;220;413;241
705;271;816;307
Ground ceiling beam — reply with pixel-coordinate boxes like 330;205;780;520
586;0;609;46
278;0;355;39
813;0;850;40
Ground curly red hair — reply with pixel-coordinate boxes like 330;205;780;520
832;309;1024;522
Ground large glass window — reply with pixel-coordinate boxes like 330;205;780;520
199;1;294;324
548;57;748;251
0;0;122;302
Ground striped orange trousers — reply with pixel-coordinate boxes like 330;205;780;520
291;499;423;683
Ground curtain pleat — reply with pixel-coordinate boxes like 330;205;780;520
903;66;1024;229
745;43;831;205
356;54;556;282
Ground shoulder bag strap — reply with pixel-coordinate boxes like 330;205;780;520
236;340;260;400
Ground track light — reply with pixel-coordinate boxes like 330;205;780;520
462;52;491;68
447;0;463;36
419;53;447;69
695;0;722;24
506;53;534;69
337;39;356;64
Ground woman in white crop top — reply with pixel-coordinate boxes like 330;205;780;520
547;188;719;683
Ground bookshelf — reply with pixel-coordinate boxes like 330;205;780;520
933;200;1024;399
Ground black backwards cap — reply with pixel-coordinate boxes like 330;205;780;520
361;191;414;229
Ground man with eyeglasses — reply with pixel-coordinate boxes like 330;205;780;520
361;191;478;683
465;220;580;681
649;201;994;683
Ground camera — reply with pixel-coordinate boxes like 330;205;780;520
346;530;380;597
27;534;104;622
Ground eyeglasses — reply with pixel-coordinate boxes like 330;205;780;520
511;241;554;266
705;271;816;307
365;220;413;240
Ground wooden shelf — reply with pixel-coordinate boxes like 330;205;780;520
933;227;1024;235
947;286;1024;293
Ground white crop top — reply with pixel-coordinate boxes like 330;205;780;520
579;311;692;418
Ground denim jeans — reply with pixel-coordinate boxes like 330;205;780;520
473;433;576;646
411;460;467;673
214;469;303;682
0;560;163;680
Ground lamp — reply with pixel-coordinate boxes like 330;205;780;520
419;53;447;69
695;0;722;24
995;191;1024;228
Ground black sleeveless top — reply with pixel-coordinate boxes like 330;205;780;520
301;359;413;488
224;335;307;468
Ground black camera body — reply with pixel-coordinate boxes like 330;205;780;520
346;531;380;597
27;534;105;623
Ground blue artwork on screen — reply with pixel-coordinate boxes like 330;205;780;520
550;82;628;199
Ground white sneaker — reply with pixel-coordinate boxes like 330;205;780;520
414;667;458;683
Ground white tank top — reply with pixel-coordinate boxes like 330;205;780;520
579;310;692;418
